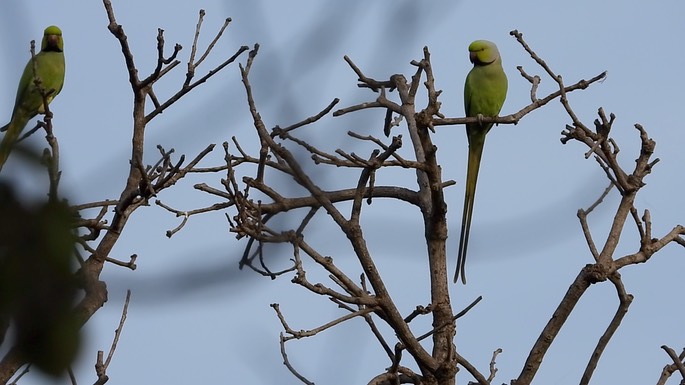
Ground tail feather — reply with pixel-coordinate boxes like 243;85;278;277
0;117;29;172
454;135;486;284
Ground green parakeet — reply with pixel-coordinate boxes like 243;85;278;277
0;25;65;172
454;40;507;284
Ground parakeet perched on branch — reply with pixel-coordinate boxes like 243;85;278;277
455;40;507;284
0;25;65;172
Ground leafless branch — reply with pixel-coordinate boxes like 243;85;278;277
579;274;633;385
0;1;249;382
94;290;132;384
487;348;502;383
657;346;685;385
278;330;315;385
456;353;489;385
149;22;682;385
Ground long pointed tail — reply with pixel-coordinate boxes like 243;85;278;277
454;140;485;284
0;119;27;173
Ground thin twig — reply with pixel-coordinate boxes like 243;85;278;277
94;290;132;384
579;274;633;385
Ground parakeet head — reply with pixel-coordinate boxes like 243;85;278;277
41;25;64;53
468;40;500;66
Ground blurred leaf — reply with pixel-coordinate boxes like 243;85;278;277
0;182;81;376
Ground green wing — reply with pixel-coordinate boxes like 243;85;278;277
0;25;65;172
455;40;508;284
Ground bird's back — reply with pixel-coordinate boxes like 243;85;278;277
13;50;66;120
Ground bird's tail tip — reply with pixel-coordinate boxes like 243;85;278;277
452;269;467;285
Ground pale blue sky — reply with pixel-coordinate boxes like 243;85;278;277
1;1;684;384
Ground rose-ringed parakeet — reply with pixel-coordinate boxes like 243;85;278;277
454;40;507;284
0;25;65;172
